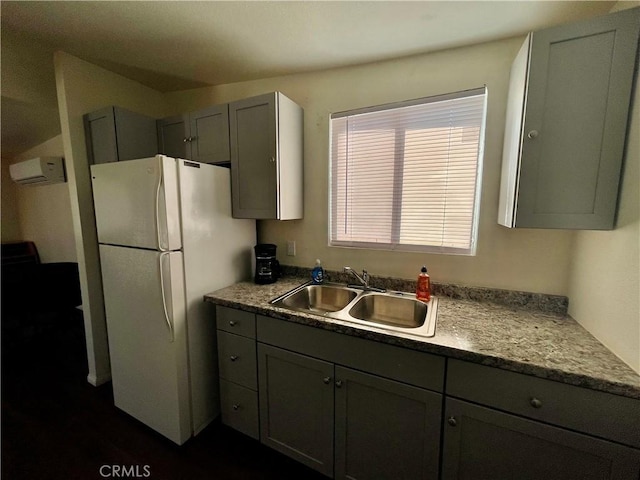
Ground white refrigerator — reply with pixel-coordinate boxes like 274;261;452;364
91;155;255;445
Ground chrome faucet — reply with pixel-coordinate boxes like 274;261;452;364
343;267;386;292
343;266;369;288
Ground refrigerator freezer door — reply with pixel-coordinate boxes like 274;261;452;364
99;244;191;445
91;155;181;251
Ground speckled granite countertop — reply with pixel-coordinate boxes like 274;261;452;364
204;277;640;400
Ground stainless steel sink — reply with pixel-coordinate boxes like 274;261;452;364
349;293;427;328
271;282;438;338
279;284;359;313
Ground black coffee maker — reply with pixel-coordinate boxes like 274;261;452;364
254;244;280;284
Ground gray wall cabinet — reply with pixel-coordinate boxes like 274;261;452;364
157;104;230;165
84;106;158;164
498;7;640;229
229;92;303;220
442;359;640;480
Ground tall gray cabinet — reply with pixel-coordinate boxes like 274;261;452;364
157;104;230;164
498;7;640;229
84;106;158;164
229;92;303;220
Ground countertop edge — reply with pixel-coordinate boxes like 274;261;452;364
204;291;640;401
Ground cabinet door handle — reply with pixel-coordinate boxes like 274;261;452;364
527;130;539;139
448;416;457;427
229;320;236;327
323;376;331;384
232;404;240;411
230;355;238;362
183;137;189;143
269;157;275;163
335;380;343;388
530;397;543;409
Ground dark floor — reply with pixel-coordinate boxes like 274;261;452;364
1;310;326;480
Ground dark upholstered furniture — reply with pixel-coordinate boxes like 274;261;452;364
1;242;81;341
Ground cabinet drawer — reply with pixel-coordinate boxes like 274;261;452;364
217;331;257;389
446;359;640;448
216;306;256;338
220;380;259;440
257;315;445;392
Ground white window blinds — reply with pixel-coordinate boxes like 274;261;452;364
330;87;487;255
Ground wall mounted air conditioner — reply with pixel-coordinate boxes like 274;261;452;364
9;157;66;186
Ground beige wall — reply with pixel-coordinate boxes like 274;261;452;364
567;50;640;371
8;135;77;263
1;161;22;243
54;51;166;385
166;37;574;295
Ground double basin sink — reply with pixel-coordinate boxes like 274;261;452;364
270;282;438;338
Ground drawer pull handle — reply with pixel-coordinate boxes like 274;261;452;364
335;380;343;388
527;130;539;139
530;397;543;409
323;377;331;384
232;404;240;411
230;355;238;362
229;321;236;326
448;416;457;427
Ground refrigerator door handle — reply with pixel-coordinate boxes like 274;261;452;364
156;158;168;252
159;252;175;342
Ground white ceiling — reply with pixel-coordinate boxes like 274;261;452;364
0;0;617;158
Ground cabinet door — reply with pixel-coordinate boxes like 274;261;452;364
258;343;334;477
84;106;118;164
190;104;230;164
230;93;278;219
157;114;190;159
85;107;158;164
442;398;640;480
334;366;442;480
112;107;158;161
514;9;639;229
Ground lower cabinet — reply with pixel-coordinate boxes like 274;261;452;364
258;344;334;476
333;366;441;480
441;397;640;480
257;343;442;479
443;359;640;480
216;306;259;440
215;306;640;480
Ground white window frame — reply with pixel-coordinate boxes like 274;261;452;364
329;87;487;255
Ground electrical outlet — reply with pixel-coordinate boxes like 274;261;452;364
287;240;296;256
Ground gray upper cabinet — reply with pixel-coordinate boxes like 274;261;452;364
498;8;640;229
229;92;303;220
157;104;230;165
84;106;158;164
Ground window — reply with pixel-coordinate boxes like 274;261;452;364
330;87;487;255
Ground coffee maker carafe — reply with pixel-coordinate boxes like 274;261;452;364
254;244;280;284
